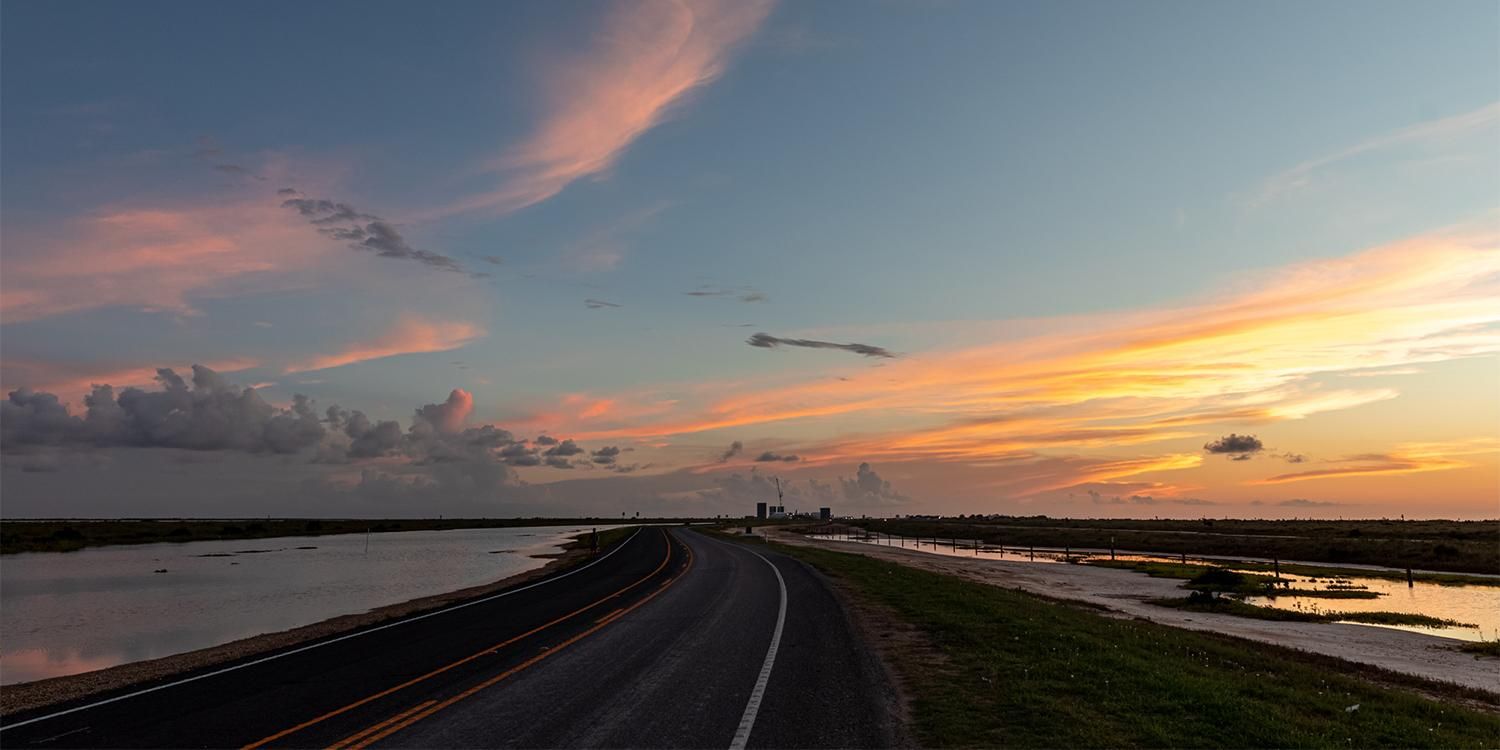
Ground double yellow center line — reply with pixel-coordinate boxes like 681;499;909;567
244;530;691;750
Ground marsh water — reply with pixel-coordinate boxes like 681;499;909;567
812;532;1500;642
0;524;619;685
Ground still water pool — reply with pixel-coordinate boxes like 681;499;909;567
0;525;619;685
812;532;1500;642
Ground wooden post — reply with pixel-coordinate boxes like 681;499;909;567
1274;557;1280;578
1110;536;1115;561
1407;567;1414;588
1029;545;1034;561
1180;551;1186;564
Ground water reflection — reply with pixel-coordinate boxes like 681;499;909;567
0;525;618;685
811;532;1499;641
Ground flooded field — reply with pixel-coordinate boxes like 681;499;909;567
811;532;1500;642
0;524;619;685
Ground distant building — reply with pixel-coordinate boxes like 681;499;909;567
769;505;787;519
819;507;831;520
756;502;767;519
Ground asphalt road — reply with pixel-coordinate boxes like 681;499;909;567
1;527;902;749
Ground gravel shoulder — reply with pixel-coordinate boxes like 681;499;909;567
770;530;1500;696
0;546;592;717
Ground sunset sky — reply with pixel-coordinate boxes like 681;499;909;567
2;0;1496;519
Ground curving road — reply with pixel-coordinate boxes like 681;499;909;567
1;527;901;749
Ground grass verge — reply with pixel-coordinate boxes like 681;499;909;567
738;535;1500;747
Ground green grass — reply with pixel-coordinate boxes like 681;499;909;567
1457;641;1500;659
741;536;1500;748
1151;596;1475;629
1261;589;1383;600
1086;557;1494;591
0;518;677;554
847;517;1500;575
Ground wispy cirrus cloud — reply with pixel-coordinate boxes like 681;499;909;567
0;199;328;323
429;0;775;218
283;317;484;373
1252;102;1500;206
1250;438;1497;485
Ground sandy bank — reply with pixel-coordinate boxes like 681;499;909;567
0;545;594;717
771;530;1499;696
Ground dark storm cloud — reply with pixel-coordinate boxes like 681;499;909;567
279;190;468;274
718;440;743;462
755;451;799;463
746;333;895;359
585;299;622;309
1203;433;1264;459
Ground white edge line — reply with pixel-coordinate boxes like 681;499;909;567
0;527;644;732
729;546;788;750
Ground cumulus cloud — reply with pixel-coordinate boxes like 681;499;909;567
747;333;895;359
1203;433;1264;460
534;435;560;446
755;451;799;463
545;439;585;457
591;445;622;465
2;368;590;475
840;462;908;505
2;366;326;454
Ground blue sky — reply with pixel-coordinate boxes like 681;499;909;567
2;0;1497;518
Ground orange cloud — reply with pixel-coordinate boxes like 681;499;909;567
0;200;329;323
556;229;1499;479
429;0;774;218
283;317;483;373
1250;438;1498;485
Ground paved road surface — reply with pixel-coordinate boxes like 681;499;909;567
1;527;901;748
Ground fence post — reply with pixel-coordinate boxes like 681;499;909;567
1406;567;1414;588
1110;536;1115;561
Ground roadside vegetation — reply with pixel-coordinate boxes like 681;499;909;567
0;518;668;555
840;517;1500;575
727;532;1500;747
1457;641;1500;659
1089;560;1384;598
1151;594;1476;629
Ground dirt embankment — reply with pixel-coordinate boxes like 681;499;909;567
770;530;1500;696
1;545;594;717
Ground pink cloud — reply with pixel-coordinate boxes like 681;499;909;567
428;0;774;218
283;317;484;373
1;200;330;323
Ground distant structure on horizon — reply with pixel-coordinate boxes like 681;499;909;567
819;507;831;520
756;502;767;519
